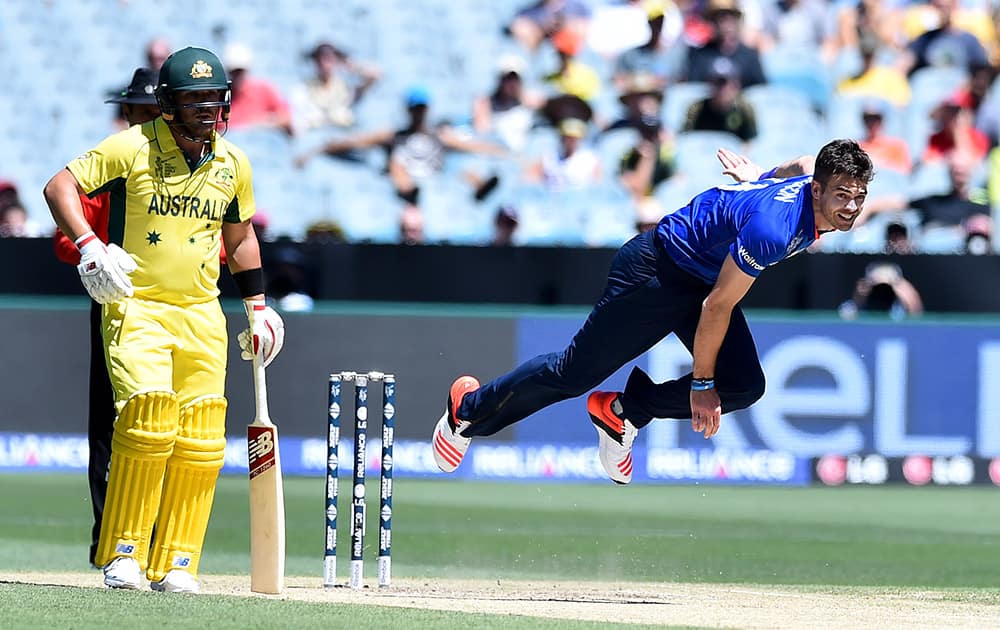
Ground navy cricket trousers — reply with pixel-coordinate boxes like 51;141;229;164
458;229;765;437
87;299;115;565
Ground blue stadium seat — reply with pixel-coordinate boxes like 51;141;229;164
673;130;742;188
867;168;909;199
11;1;964;245
761;46;835;112
580;184;637;247
420;177;494;245
654;177;696;213
917;226;965;254
908;162;951;200
825;94;906;141
512;187;588;246
596;128;639;179
743;84;822;139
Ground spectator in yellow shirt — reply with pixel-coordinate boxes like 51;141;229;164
837;36;911;107
544;28;601;102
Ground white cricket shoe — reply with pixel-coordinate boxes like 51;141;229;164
151;569;201;594
588;391;639;485
103;556;142;590
432;375;480;473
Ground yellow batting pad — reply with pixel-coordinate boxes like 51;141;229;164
148;396;227;581
95;391;179;570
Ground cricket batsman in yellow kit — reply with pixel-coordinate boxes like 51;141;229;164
43;46;284;594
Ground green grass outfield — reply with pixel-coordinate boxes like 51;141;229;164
2;474;999;628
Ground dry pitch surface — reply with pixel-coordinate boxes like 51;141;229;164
4;571;998;629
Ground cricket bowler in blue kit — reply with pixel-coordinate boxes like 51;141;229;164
432;139;874;484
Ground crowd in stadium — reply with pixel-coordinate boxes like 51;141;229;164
1;0;999;255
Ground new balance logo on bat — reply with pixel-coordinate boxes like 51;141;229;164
248;426;276;479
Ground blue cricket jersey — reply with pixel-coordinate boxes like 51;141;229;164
655;174;819;284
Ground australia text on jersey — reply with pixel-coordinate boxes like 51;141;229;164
147;194;228;220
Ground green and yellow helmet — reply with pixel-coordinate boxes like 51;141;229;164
155;46;231;122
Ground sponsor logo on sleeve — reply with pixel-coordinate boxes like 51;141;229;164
738;245;765;271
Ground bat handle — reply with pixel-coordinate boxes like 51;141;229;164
252;352;271;425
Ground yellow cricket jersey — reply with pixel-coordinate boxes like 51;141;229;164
67;117;255;305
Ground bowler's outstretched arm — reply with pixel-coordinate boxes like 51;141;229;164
690;255;756;438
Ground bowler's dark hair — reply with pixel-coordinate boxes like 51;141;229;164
814;139;874;186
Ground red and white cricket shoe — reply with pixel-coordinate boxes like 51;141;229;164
588;391;638;485
432;375;480;473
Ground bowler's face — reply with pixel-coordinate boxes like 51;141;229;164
813;174;867;232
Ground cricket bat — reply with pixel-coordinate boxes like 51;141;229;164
247;350;286;594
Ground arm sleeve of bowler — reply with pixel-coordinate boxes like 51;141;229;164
729;213;788;277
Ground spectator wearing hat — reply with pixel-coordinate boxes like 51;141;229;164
923;92;989;163
682;57;758;143
683;0;766;88
473;54;544;152
290;42;381;133
526;117;601;191
605;73;665;133
223;42;294;136
857;99;912;175
612;0;684;92
508;0;591;52
836;34;911;108
544;28;601;102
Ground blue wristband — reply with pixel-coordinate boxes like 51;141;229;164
691;378;715;391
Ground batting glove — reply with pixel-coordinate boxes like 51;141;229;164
75;232;137;304
239;300;285;367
